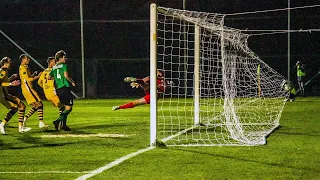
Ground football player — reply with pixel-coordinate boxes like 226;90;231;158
112;69;169;110
0;57;31;134
19;54;49;129
38;57;64;114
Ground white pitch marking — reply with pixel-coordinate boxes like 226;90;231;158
41;134;130;138
0;171;91;174
75;146;155;180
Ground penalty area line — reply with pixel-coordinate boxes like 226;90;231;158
41;134;131;138
0;171;91;174
75;146;155;180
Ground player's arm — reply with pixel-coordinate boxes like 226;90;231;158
63;65;75;86
37;72;45;88
9;74;18;81
64;71;75;86
20;66;41;82
1;81;20;87
142;76;150;83
0;74;20;86
48;70;54;80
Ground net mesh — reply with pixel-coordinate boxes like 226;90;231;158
156;7;288;146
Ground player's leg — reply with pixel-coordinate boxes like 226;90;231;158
60;105;72;131
24;106;37;120
23;90;49;129
112;96;148;111
23;91;38;122
54;105;72;131
16;100;31;132
0;95;30;134
50;95;64;115
301;78;306;97
298;81;303;96
0;103;17;134
36;101;49;129
53;87;73;131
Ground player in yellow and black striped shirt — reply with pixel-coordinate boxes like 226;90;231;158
0;57;31;134
38;57;64;114
19;54;49;129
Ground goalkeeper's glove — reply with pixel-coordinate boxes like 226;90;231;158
130;82;140;88
124;77;137;83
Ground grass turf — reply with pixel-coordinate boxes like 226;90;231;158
0;98;319;179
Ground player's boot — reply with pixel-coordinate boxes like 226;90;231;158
61;125;71;131
112;106;120;111
53;120;60;131
19;126;31;133
124;77;137;83
39;121;49;129
0;124;6;135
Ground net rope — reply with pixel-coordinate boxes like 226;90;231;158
156;6;288;146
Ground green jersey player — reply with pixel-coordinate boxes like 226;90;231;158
48;50;75;131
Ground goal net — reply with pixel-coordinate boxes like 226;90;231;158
150;4;288;146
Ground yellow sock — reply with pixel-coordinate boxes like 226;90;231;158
1;120;8;126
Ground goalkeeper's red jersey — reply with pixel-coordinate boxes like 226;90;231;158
144;78;166;95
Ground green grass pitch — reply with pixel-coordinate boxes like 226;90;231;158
0;98;319;179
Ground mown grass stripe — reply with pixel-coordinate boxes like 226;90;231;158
75;146;155;180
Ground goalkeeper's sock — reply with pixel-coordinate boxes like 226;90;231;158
119;102;135;109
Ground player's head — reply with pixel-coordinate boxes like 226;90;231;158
55;50;67;63
19;54;30;65
0;57;12;69
157;69;164;78
47;57;56;68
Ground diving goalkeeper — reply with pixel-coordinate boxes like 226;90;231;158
112;70;169;111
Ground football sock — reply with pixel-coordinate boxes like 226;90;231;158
57;109;72;125
37;106;44;122
4;108;18;123
0;120;8;126
59;107;65;115
119;102;135;109
25;107;37;119
18;109;25;125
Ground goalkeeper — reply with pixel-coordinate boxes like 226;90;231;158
282;80;296;102
112;70;169;111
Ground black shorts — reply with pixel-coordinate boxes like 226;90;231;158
297;76;305;83
56;87;74;106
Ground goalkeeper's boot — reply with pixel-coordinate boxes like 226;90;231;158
39;121;49;129
19;126;31;133
0;124;5;135
112;106;120;111
124;77;137;83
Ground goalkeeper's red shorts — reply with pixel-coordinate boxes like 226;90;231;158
143;94;150;104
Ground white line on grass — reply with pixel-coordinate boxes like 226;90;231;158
0;171;91;174
41;134;130;138
75;146;155;180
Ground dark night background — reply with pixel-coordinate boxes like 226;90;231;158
0;0;319;99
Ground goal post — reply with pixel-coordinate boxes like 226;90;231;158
150;4;288;146
193;24;200;126
150;3;157;146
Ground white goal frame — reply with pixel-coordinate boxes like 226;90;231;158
149;3;287;146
